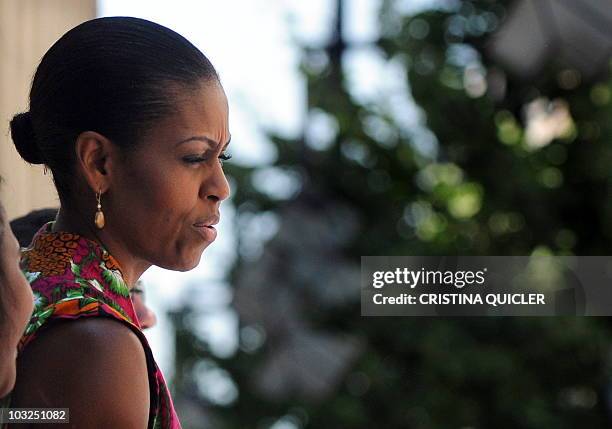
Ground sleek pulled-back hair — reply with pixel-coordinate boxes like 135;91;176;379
10;17;219;206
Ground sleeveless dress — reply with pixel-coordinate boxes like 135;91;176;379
6;222;181;429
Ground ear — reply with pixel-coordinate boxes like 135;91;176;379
74;131;116;194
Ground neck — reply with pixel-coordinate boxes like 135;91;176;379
53;207;150;287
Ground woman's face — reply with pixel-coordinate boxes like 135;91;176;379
104;81;231;272
0;204;34;397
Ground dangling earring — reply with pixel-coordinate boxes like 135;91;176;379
94;189;105;229
43;165;48;175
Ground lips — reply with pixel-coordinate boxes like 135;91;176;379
193;215;220;242
193;214;219;228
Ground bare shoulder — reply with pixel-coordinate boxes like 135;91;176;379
11;318;150;429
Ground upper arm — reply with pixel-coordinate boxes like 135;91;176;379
11;318;150;429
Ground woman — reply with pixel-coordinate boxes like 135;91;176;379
7;17;230;428
0;202;34;398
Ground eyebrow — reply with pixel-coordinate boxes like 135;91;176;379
175;134;231;151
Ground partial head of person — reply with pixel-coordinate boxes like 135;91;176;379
9;208;58;248
0;201;34;397
10;17;231;286
131;280;157;330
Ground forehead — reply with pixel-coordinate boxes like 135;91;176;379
163;81;229;140
126;81;229;161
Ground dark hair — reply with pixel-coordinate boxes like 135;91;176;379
10;17;219;206
10;208;58;248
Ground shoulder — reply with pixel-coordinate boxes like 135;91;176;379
12;317;150;428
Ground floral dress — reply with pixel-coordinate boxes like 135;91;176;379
6;222;181;429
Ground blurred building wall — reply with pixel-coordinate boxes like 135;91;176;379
0;0;96;220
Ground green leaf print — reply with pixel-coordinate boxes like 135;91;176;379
70;261;81;277
25;306;54;336
24;323;36;336
32;291;48;311
76;278;89;289
24;271;41;283
35;307;54;319
100;298;129;320
101;267;130;297
88;279;104;293
64;289;85;300
79;297;98;308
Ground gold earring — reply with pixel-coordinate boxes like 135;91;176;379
94;189;105;229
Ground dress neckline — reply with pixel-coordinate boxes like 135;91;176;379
23;221;139;327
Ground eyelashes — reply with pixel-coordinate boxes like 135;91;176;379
183;152;232;166
218;152;232;165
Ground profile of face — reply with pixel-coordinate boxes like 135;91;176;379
0;204;34;397
87;81;231;273
131;281;157;330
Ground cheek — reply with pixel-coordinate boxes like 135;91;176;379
15;275;34;320
151;177;196;227
4;270;33;333
116;164;200;236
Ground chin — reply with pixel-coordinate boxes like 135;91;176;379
158;251;204;272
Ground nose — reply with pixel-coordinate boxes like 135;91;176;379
202;162;230;203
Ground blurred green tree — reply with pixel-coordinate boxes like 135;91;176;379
170;1;612;427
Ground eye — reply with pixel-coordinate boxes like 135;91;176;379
183;155;208;165
183;151;232;167
218;152;232;166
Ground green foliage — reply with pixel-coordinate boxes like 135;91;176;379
171;1;612;427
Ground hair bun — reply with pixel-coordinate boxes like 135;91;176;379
10;112;43;164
